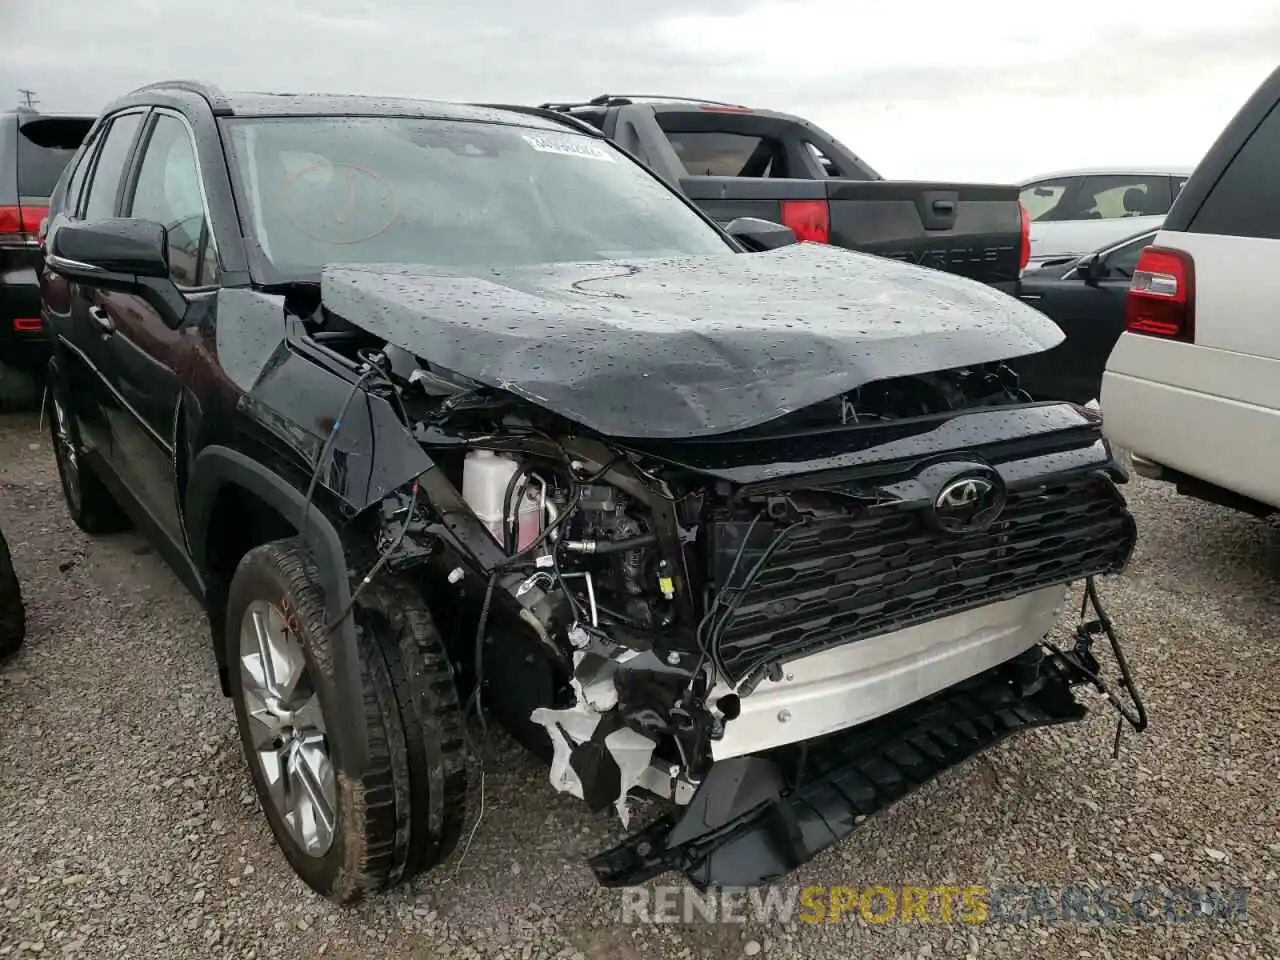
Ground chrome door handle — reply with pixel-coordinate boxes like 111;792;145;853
88;305;114;334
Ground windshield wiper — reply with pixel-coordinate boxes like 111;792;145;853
259;278;321;294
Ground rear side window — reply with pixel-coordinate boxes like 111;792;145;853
15;117;92;199
1034;175;1172;222
1078;175;1172;219
1187;100;1280;240
61;134;99;216
664;131;787;177
81;113;143;220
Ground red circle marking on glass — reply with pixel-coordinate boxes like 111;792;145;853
281;160;400;245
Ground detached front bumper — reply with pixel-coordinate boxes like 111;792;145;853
590;650;1087;889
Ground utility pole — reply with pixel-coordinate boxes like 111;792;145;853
17;89;39;109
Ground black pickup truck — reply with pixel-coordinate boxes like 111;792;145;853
535;95;1030;294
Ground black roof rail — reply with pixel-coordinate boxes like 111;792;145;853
470;103;605;136
126;79;233;115
540;94;749;111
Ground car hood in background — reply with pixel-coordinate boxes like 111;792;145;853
320;243;1063;439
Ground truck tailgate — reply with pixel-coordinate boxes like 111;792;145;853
679;176;1023;291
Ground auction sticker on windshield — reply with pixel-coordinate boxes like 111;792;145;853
522;133;616;162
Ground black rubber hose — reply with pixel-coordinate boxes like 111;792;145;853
563;533;658;554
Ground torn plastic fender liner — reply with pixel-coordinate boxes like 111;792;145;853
588;656;1088;889
531;700;658;826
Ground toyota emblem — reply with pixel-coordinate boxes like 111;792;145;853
931;475;1005;534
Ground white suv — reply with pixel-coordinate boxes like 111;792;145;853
1099;65;1280;517
1019;165;1193;270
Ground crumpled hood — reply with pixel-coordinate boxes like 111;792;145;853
320;242;1062;439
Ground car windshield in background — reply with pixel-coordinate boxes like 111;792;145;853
1019;181;1070;221
220;116;734;281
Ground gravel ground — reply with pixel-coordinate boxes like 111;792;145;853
1;409;1277;960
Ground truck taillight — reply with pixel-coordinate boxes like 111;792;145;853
1126;246;1195;342
0;204;47;241
1018;203;1031;271
780;199;830;244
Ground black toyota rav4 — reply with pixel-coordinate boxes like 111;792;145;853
40;80;1144;904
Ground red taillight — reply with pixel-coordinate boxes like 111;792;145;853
1126;246;1195;342
779;199;830;244
1017;203;1031;271
13;318;42;333
0;204;48;241
698;104;754;114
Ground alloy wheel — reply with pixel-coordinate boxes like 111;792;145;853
49;392;81;512
239;599;337;857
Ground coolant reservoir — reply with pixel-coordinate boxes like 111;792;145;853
462;450;517;545
462;449;542;549
514;485;542;552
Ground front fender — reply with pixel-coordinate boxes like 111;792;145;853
241;333;433;515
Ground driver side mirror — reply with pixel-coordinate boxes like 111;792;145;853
1077;252;1104;286
48;218;169;282
724;217;798;252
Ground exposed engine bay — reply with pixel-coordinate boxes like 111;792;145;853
263;268;1145;888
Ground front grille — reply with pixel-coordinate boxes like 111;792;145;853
711;473;1135;682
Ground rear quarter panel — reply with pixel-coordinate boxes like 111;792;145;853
0;115;43;355
1100;226;1280;508
1169;231;1280;361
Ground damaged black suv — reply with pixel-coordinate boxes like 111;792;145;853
38;80;1141;903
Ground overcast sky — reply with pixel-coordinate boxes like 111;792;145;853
4;0;1277;181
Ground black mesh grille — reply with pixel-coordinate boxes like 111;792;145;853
712;473;1135;681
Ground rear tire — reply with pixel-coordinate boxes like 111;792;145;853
0;526;26;659
46;366;131;535
225;538;468;903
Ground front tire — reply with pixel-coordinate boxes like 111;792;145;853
225;538;468;903
0;526;26;658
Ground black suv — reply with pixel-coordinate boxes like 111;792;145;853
39;80;1140;903
0;109;94;376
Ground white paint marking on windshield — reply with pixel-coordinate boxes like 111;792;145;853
521;134;616;162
